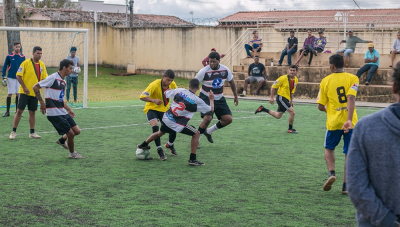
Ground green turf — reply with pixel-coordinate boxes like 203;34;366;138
0;99;382;226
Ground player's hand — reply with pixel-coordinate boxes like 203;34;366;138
68;109;76;118
341;120;352;133
2;78;7;87
39;103;46;115
234;96;238;106
23;87;30;95
208;91;214;101
153;99;163;105
291;101;294;107
269;97;274;105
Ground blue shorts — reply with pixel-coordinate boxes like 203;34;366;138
324;129;353;154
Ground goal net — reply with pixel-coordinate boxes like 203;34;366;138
0;27;88;110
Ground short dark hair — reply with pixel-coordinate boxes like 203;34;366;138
393;61;400;93
289;65;298;71
208;51;220;61
33;46;42;53
164;69;175;79
14;41;21;46
307;29;312;32
189;78;200;89
289;30;295;34
59;59;74;71
329;54;345;69
70;46;77;52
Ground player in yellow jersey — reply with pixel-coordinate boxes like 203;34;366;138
254;65;299;133
317;54;359;194
140;69;177;161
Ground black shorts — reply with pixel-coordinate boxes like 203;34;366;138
276;95;292;113
47;114;77;135
160;122;197;136
146;110;164;122
199;93;232;120
18;94;38;111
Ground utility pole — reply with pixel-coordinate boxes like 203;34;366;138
4;0;20;53
129;0;134;27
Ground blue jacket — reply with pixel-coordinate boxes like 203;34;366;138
2;52;25;79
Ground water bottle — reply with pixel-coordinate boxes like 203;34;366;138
271;60;274;66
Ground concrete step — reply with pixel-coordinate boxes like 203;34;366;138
244;52;400;68
232;67;394;85
224;80;395;103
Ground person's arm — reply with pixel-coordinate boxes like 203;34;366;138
16;75;29;95
341;95;355;133
248;65;251;77
140;97;163;105
322;38;327;49
202;57;208;67
317;82;327;112
229;79;238;106
269;87;275;105
139;83;163;105
64;100;75;117
2;56;10;79
32;83;46;115
263;69;266;80
208;91;214;113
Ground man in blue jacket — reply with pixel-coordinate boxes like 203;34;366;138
2;41;25;117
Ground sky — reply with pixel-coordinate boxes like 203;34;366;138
102;0;400;19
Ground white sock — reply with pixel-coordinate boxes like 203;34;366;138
167;142;173;146
157;146;162;149
243;91;246;95
207;124;219;134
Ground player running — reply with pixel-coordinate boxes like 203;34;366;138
317;54;359;194
196;51;238;146
255;65;299;134
140;69;178;160
2;41;25;117
32;59;84;159
9;46;48;140
137;79;214;166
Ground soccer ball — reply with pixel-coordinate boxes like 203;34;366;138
136;148;150;159
74;67;81;73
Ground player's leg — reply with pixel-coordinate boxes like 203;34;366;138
287;107;298;133
205;97;232;141
3;94;12;117
73;77;78;102
197;93;213;144
28;96;40;138
66;126;84;159
10;94;28;139
165;130;177;156
15;94;19;113
323;130;342;191
139;128;167;161
341;129;353;194
255;78;265;95
146;110;162;149
179;125;204;166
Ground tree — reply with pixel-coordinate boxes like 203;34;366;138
3;0;20;54
18;0;81;10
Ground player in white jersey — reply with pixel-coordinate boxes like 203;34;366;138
32;59;84;159
195;51;238;147
137;79;214;166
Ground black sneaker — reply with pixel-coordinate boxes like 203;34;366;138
157;148;167;161
188;159;205;166
342;182;348;194
165;143;177;156
287;129;298;134
137;144;151;150
203;130;214;143
2;111;9;117
255;105;264;114
277;63;282;66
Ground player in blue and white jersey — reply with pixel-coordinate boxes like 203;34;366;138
137;78;214;166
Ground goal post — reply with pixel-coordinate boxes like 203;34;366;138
0;27;89;108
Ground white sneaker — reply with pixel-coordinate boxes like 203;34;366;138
56;139;68;149
69;152;85;159
9;131;16;140
29;133;41;139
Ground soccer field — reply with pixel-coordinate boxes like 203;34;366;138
0;99;381;226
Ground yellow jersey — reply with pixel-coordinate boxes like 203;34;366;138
317;72;359;131
140;79;177;114
271;75;298;100
17;59;48;97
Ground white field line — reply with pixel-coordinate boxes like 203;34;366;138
0;116;266;138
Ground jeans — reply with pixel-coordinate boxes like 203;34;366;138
66;76;78;102
335;48;354;58
279;48;297;65
300;44;321;65
245;44;262;57
357;64;378;83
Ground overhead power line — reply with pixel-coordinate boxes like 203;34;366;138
352;0;361;9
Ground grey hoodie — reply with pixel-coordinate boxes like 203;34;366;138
347;103;400;227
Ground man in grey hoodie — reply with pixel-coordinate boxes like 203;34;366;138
347;61;400;227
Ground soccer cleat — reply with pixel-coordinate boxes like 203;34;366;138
188;159;205;166
69;152;85;159
323;175;336;191
137;144;150;150
9;131;16;140
165;143;177;156
157;148;167;161
29;133;41;139
255;105;264;114
342;182;348;194
287;129;298;134
2;112;9;117
56;139;69;149
203;130;214;143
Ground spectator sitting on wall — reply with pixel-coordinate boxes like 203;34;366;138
278;30;298;66
202;48;225;67
356;43;379;86
240;56;266;97
293;29;316;67
335;29;372;60
313;30;327;56
244;31;263;58
389;31;400;68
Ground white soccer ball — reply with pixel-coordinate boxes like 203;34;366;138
136;148;150;160
74;67;81;73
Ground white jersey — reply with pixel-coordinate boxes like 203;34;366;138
195;64;233;100
162;88;211;132
38;72;68;116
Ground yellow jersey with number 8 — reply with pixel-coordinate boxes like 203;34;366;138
317;72;359;131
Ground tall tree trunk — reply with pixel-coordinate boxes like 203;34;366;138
4;0;20;54
129;0;133;27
